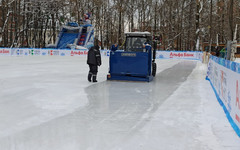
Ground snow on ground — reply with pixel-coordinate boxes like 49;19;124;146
0;56;239;150
115;61;240;150
0;56;90;137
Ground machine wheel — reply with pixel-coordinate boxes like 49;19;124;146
152;62;157;77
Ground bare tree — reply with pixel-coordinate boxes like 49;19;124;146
0;0;239;50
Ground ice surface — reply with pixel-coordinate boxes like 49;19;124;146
0;56;239;150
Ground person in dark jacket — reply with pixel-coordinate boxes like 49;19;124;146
87;45;101;82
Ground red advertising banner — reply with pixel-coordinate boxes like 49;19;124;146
70;50;88;56
0;49;10;56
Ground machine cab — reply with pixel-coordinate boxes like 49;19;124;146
125;32;152;52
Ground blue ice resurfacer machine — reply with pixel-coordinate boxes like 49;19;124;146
107;32;157;82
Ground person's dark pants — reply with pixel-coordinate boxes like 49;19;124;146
88;64;98;82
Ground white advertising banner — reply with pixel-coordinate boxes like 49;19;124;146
156;51;203;60
49;49;60;56
99;50;203;60
10;49;17;56
40;50;48;56
59;50;71;56
0;48;204;60
0;48;11;56
10;48;30;56
30;49;41;56
17;49;30;56
207;56;240;137
70;50;88;56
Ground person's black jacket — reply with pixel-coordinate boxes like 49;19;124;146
87;46;101;66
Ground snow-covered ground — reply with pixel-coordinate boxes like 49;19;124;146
0;56;239;150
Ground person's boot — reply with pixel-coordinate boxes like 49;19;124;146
88;73;92;82
92;75;97;82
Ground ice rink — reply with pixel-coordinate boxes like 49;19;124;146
0;56;239;150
